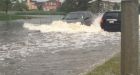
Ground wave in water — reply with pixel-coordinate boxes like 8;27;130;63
23;15;103;33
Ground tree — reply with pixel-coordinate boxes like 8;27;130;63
76;0;92;11
0;0;28;13
59;0;92;13
59;0;77;12
12;0;28;11
96;0;102;12
113;3;121;10
88;0;102;13
36;2;43;11
0;0;16;14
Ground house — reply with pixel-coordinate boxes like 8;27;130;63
26;0;38;10
43;0;61;11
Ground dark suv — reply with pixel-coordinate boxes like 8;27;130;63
100;11;121;32
63;11;94;26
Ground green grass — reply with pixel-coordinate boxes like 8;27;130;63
0;14;32;21
15;11;66;15
86;55;120;75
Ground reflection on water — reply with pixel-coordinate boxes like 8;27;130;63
0;21;28;75
0;21;28;43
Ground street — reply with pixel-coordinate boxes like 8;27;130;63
0;16;121;75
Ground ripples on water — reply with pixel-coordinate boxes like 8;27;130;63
0;16;121;61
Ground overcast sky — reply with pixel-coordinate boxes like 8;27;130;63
35;0;121;2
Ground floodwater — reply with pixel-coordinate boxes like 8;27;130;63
0;15;121;75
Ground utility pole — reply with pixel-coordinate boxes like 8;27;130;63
121;0;139;75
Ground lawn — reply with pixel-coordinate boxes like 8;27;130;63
15;11;66;15
86;55;120;75
0;14;32;21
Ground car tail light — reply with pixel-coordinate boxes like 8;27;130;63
100;18;105;29
100;19;103;25
100;18;104;24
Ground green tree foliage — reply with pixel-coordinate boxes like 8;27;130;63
88;0;121;13
0;0;13;14
59;0;92;13
0;0;27;14
113;3;121;10
76;0;92;11
88;0;102;13
37;5;43;11
12;0;28;11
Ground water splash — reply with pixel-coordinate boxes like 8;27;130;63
23;15;103;33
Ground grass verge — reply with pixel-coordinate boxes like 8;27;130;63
0;14;32;21
86;55;120;75
15;11;66;15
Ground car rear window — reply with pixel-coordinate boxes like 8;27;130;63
104;12;121;19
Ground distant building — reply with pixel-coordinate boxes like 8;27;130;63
43;0;61;11
26;0;38;10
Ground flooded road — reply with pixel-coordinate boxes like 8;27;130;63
0;15;121;75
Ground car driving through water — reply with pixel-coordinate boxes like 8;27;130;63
100;11;121;32
62;11;94;26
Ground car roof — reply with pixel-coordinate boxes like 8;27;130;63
105;11;121;13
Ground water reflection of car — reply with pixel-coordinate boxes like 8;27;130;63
63;11;94;26
100;11;121;32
